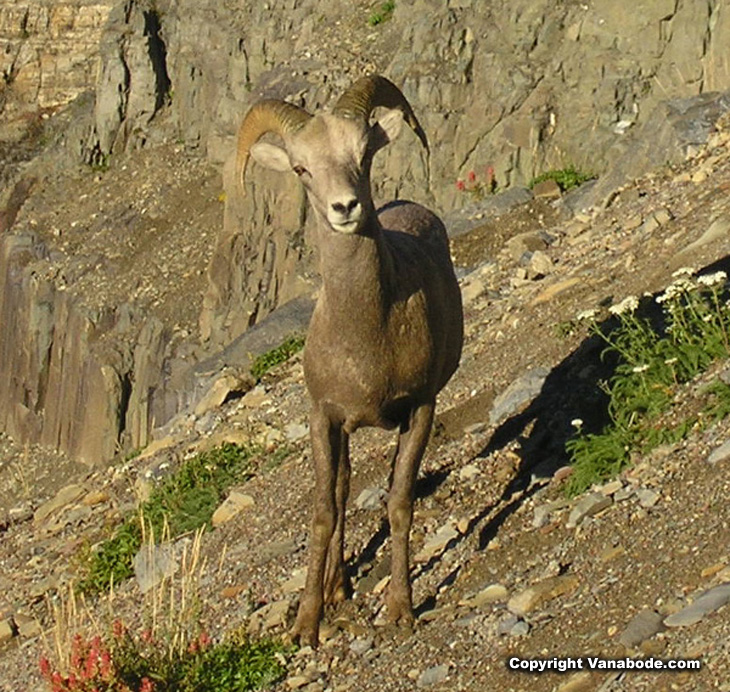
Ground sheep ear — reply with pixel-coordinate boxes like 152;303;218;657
250;141;291;172
371;109;404;150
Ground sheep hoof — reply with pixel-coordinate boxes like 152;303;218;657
290;618;320;648
385;596;415;627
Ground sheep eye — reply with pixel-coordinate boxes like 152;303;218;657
292;165;308;177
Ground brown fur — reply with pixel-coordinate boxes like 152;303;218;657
244;100;463;647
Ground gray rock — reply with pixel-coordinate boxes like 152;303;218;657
134;542;177;594
285;422;309;441
664;583;730;627
507;575;580;616
460;583;509;608
349;637;373;656
458;463;481;481
247;600;291;634
355;487;387;511
415;523;460;562
505;231;552;263
635;488;660;508
528;250;554;278
510;619;530;636
585;91;730;208
211;490;255;526
417;664;450;687
566;492;612;528
619;609;666;647
0;619;16;644
533;499;571;528
489;367;550;426
33;484;86;527
497;613;520;636
675;215;730;258
708;440;730;465
613;486;635;502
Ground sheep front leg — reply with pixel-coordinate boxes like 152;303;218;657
324;430;350;604
291;407;341;647
386;401;434;625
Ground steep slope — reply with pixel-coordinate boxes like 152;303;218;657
1;101;729;691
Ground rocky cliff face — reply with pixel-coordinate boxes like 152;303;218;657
0;1;113;114
1;0;730;464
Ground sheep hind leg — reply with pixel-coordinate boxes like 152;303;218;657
386;401;434;625
291;408;341;648
323;430;351;605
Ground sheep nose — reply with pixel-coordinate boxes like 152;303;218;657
331;199;360;215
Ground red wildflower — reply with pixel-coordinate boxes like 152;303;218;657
99;649;112;678
112;619;126;639
456;179;465;191
468;170;476;182
39;656;52;678
140;677;155;692
141;629;154;644
70;634;83;670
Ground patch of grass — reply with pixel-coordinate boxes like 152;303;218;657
368;0;395;26
530;164;594;192
78;443;256;594
250;335;305;381
565;269;730;496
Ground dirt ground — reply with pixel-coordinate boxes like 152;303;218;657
1;107;730;692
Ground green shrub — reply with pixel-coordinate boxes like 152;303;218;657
250;335;305;380
565;269;730;495
78;443;256;594
40;614;288;692
368;0;395;26
530;165;594;192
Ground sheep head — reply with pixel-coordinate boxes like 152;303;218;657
236;76;429;234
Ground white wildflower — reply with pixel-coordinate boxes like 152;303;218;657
571;418;584;428
703;314;714;322
671;266;695;278
697;271;727;287
657;277;694;303
632;364;649;373
576;308;598;321
609;295;639;315
664;357;678;365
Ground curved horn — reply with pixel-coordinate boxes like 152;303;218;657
333;75;429;151
236;100;312;194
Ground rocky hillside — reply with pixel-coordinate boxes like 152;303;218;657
0;1;730;690
1;109;730;691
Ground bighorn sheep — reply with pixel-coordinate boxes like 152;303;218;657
236;75;463;646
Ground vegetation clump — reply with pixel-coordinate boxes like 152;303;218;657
250;335;305;381
565;269;730;495
45;534;288;692
78;443;256;594
530;164;594;192
41;624;287;692
456;165;497;200
368;0;395;26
